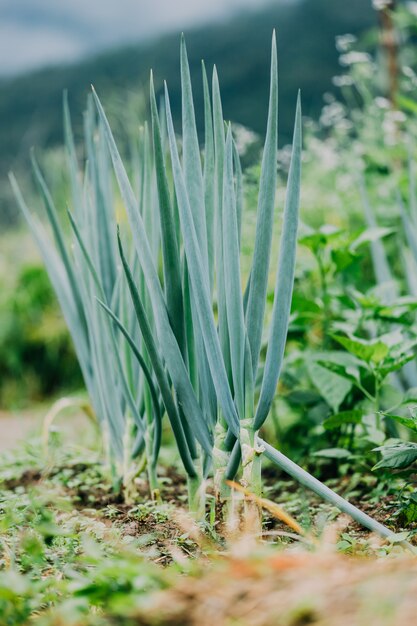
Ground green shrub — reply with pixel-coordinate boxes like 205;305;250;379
0;263;81;407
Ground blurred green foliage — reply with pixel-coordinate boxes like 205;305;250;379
0;263;81;408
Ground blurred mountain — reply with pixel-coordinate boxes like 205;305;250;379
0;0;375;224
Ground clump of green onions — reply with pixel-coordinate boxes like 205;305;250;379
11;33;397;540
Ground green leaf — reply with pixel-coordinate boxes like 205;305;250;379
164;81;240;437
313;448;351;459
331;248;355;272
385;413;417;433
286;389;322;406
212;64;231;379
254;91;301;430
84;101;117;301
397;94;417;114
403;387;417;404
261;438;397;540
299;225;341;254
323;410;363;430
202;60;215;292
9;173;92;381
97;300;158;433
150;71;186;355
307;360;352;413
378;353;415;378
180;35;208;273
397;193;417;270
68;208;146;435
350;227;395;251
222;125;247;418
116;232;199;475
332;335;389;364
93;86;213;454
30;152;89;342
232;134;244;249
373;442;417;470
63;91;83;220
246;32;278;378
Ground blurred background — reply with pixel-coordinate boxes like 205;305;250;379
0;0;391;411
0;0;376;225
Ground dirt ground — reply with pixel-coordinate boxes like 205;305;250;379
0;401;92;452
2;411;417;626
0;409;43;451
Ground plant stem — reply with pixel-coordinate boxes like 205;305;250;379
213;420;231;500
378;0;398;106
142;381;161;499
240;422;263;534
145;431;160;501
260;437;412;548
187;470;205;519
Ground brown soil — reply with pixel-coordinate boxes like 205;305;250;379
0;410;44;451
1;458;414;569
1;457;412;536
0;404;94;452
4;458;417;625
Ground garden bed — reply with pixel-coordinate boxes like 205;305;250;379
1;436;416;625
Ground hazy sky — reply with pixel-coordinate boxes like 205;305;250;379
0;0;276;76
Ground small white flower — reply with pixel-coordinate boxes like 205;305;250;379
340;52;371;66
375;97;391;109
332;75;354;87
335;34;357;52
320;101;346;127
372;0;393;10
231;123;258;154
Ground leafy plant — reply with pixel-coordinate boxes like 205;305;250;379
11;34;398;539
10;100;161;493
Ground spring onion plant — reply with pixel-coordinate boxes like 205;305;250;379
11;33;397;539
9;98;164;496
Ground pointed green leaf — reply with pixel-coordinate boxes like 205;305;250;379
165;82;240;436
246;32;278;377
150;71;186;354
254;92;301;430
93;86;213;454
180;35;208;272
202;60;215;291
222;125;246;418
